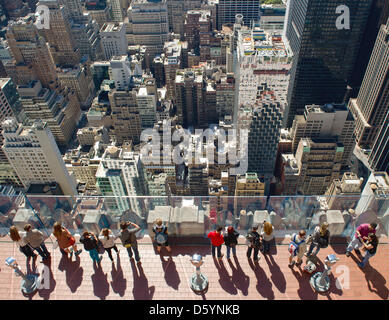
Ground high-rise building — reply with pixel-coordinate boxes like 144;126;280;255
136;81;157;129
217;0;260;30
0;0;29;19
291;103;355;166
259;3;286;31
100;22;128;60
60;0;84;23
5;14;59;89
349;18;389;149
108;0;126;22
1;117;77;195
109;55;132;90
166;0;202;36
369;110;389;174
284;0;374;127
163;40;183;99
84;0;111;28
37;0;81;66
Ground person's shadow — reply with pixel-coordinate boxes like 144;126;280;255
215;259;238;295
161;256;181;290
57;254;83;293
264;254;286;293
248;259;274;300
364;266;389;300
110;255;126;297
290;265;318;300
91;262;109;300
130;260;155;300
227;256;249;296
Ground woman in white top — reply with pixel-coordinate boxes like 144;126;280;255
260;221;275;254
9;226;37;260
99;228;119;262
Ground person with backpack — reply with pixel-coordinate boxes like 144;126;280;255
305;222;330;257
346;222;377;257
246;225;261;262
224;226;239;260
52;222;82;258
80;231;103;264
23;224;50;262
358;234;379;269
118;221;141;262
288;230;307;267
260;221;274;254
207;225;224;260
99;228;119;262
152;219;171;254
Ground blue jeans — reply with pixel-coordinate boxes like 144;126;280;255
226;245;236;259
126;244;140;261
33;243;50;259
211;245;222;258
359;251;375;268
307;242;320;256
87;248;100;262
347;234;363;253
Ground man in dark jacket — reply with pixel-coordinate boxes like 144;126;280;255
246;225;261;262
80;231;102;263
119;221;141;262
224;226;239;259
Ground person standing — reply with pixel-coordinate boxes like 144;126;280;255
80;231;103;264
288;230;306;267
207;226;224;260
246;225;261;262
305;222;330;257
52;222;82;258
260;221;274;254
346;223;377;257
152;219;171;254
118;221;141;262
99;228;119;262
358;234;379;269
23;224;50;261
224;226;239;260
9;226;37;261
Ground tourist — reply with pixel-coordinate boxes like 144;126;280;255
99;228;119;262
288;230;306;267
118;221;141;262
52;222;82;258
260;221;274;254
305;222;330;257
246;225;261;262
346;222;377;257
207;225;224;260
80;231;102;264
23;224;50;261
224;226;239;260
358;234;379;269
9;226;37;261
152;219;171;254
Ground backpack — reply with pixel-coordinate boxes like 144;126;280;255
153;225;168;244
317;233;329;248
289;234;305;256
246;231;261;248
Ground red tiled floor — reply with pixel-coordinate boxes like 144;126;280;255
0;238;388;300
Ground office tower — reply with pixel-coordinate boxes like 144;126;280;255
5;15;59;89
166;0;201;36
84;0;111;28
294;138;343;195
163;40;184;99
127;0;169;66
37;0;81;66
0;0;29;19
100;23;128;61
77;126;110;147
152;55;165;87
136;81;157;129
0;39;12;63
0;4;7;28
60;0;84;23
18;80;80;146
217;0;260;30
57;65;96;109
284;0;374;127
369;110;389;174
96;145;146;215
291;103;355;166
215;72;235;120
349;19;389;149
109;55;132;90
259;2;286;31
350;0;389;96
325;172;363;210
108;0;126;22
0;78;24;124
234;172;265;213
184;10;211;53
1;118;77;195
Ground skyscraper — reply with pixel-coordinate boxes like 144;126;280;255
284;0;374;127
217;0;260;30
349;18;389;149
100;23;128;61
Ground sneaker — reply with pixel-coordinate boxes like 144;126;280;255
74;249;82;256
345;251;351;257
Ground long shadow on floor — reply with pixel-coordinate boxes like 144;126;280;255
227;256;249;296
214;258;238;295
248;258;274;300
130;260;155;300
91;261;109;300
161;255;181;290
167;246;211;258
363;266;389;300
57;254;83;293
264;254;286;293
290;265;318;300
110;255;126;297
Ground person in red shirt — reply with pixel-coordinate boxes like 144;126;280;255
346;222;377;257
207;226;224;260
